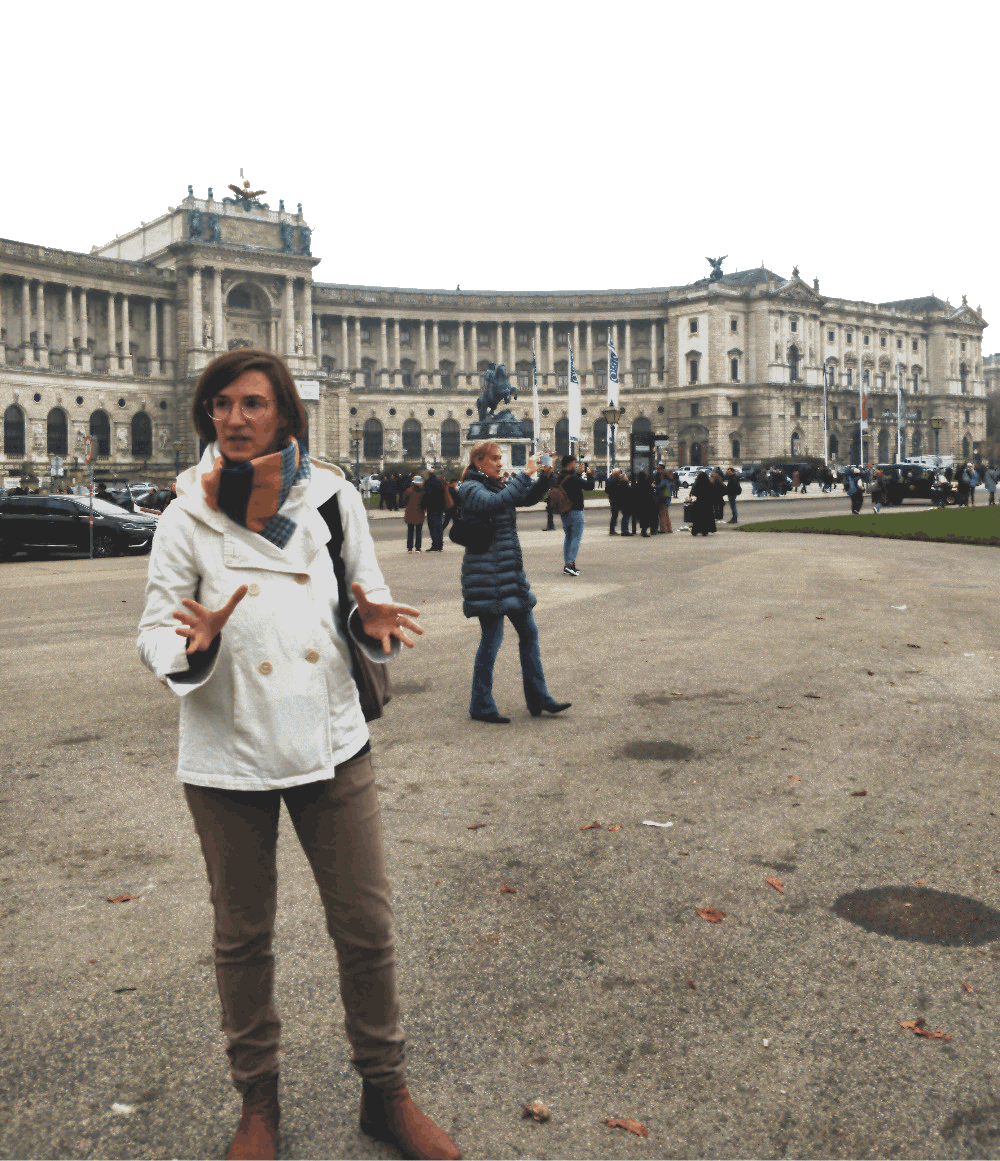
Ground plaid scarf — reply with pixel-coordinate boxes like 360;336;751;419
202;439;310;549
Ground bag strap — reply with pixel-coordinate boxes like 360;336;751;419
317;493;356;655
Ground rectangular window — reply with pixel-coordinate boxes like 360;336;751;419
517;372;530;389
847;368;853;385
399;329;410;346
731;401;739;417
828;330;835;342
849;407;857;420
832;405;839;420
689;319;698;334
880;336;886;347
557;332;568;347
401;371;412;387
790;319;798;333
689;359;699;383
916;409;923;421
863;334;870;346
730;358;739;382
556;373;568;387
730;318;738;332
361;328;371;343
846;332;853;344
596;371;607;388
965;409;971;423
897;338;903;349
636;369;649;387
690;402;699;417
794;401;801;417
439;331;451;346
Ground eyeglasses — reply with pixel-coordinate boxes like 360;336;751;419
204;395;274;421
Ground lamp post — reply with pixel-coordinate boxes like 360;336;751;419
601;402;621;474
931;415;944;462
822;365;830;466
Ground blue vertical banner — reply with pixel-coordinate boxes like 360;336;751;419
531;346;541;453
608;332;620;406
568;341;581;443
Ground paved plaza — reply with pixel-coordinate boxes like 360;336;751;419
2;510;1000;1159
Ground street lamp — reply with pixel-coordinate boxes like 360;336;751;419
601;402;622;472
931;415;944;460
350;422;363;481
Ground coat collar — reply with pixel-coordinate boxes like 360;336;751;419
175;443;347;573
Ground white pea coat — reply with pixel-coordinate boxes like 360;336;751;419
136;443;397;791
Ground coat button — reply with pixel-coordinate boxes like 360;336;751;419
247;583;261;596
294;573;309;585
259;661;273;675
304;650;319;663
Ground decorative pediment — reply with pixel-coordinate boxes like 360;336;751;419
948;306;986;329
686;349;703;358
773;275;823;303
727;347;743;357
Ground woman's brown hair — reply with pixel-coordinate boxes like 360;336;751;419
191;349;308;447
462;440;500;481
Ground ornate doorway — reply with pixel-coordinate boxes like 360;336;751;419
226;283;274;351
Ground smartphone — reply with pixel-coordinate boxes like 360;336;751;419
538;452;553;467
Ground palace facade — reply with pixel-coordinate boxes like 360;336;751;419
0;185;989;486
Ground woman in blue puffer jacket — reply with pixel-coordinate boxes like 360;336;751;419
459;441;572;724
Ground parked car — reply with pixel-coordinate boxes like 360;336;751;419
874;462;955;506
676;467;701;487
0;493;158;559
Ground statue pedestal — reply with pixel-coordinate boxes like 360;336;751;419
464;409;532;471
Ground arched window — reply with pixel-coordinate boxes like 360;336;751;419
731;358;739;382
555;360;568;389
788;345;800;383
960;363;968;393
363;418;383;460
911;428;922;454
400;359;415;388
402;418;421;460
912;368;920;392
555;417;569;457
877;429;889;463
632;416;652;438
688;358;699;384
677;441;687;465
731;438;741;461
361;358;376;388
89;410;111;456
690;441;703;466
440;418;461;458
963;435;971;459
828;434;839;459
439;360;454;390
3;404;25;456
592;417;608;456
131;411;152;457
46;407;68;456
791;432;802;456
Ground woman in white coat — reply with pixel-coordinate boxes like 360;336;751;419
137;350;459;1161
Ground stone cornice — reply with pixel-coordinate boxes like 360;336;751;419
0;238;175;289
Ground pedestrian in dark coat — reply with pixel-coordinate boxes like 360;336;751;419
710;470;726;521
458;441;569;723
689;471;717;536
631;471;655;536
401;475;425;552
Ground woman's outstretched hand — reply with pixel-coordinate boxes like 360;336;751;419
173;585;249;655
352;582;423;654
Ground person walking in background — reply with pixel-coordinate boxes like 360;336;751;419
654;465;672;534
984;465;998;505
441;476;460;534
607;468;626;535
724;466;742;523
632;471;654;536
710;469;726;522
422;467;447;552
689;470;717;536
136;348;458;1161
846;469;865;514
402;474;425;553
553;454;594;575
870;468;886;513
956;468;971;508
458;441;570;724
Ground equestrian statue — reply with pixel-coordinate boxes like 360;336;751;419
476;362;518;421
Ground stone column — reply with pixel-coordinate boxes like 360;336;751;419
80;289;91;372
393;319;401;376
107;292;119;373
149;299;160;376
283;277;294;355
456;322;465;375
380;318;389;384
314;315;322;368
21;279;33;363
509;322;517;372
303;280;313;357
353;317;362;374
586;321;594;380
121;295;133;374
162;300;173;369
495;321;503;366
650;318;658;387
534;322;541;372
572;322;580;383
0;280;5;364
431;321;440;386
419;320;427;387
470;321;478;379
624;320;632;372
212;269;224;351
341;317;350;371
36;282;49;367
547;321;555;380
189;268;203;351
64;286;75;369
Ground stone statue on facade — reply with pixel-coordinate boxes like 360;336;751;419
427;433;437;452
206;213;221;243
158;428;169;451
388;432;398;452
299;226;312;256
204;317;214;348
32;422;44;450
476;362;518;421
280;221;294;254
75;427;86;449
187;207;203;240
227;170;267;211
116;427;128;450
294;324;304;355
706;255;727;281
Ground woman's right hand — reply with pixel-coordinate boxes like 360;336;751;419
525;459;537;475
172;585;248;654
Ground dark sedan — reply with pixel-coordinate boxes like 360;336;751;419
0;493;158;559
874;463;955;506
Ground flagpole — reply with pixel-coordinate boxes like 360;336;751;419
896;362;903;462
859;368;865;468
531;345;540;457
822;365;829;467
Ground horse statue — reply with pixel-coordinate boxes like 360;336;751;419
476;361;518;421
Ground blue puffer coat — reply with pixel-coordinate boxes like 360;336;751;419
459;468;550;617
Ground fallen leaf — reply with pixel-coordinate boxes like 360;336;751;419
604;1118;649;1138
687;978;697;990
961;981;973;994
670;691;683;696
899;1016;950;1042
867;669;875;675
764;877;785;894
105;894;137;904
764;615;773;619
815;616;825;620
906;643;921;649
608;824;622;832
788;775;802;782
696;907;726;924
678;851;689;856
88;959;98;964
804;693;822;699
850;790;868;797
914;879;924;885
581;821;601;831
746;735;761;740
522;1099;550;1122
777;705;792;709
500;883;517;895
467;823;487;830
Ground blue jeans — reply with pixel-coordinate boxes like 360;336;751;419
561;509;584;564
471;610;551;715
427;510;444;550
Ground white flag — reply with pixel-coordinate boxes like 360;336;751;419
608;332;620;406
568;340;581;443
531;346;540;452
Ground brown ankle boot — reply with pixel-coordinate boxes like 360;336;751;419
227;1074;280;1161
360;1081;461;1160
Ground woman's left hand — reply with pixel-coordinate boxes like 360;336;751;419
351;583;423;654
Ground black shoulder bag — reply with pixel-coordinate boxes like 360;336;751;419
317;493;392;722
448;501;494;553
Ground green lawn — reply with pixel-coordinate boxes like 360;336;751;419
741;504;1000;547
